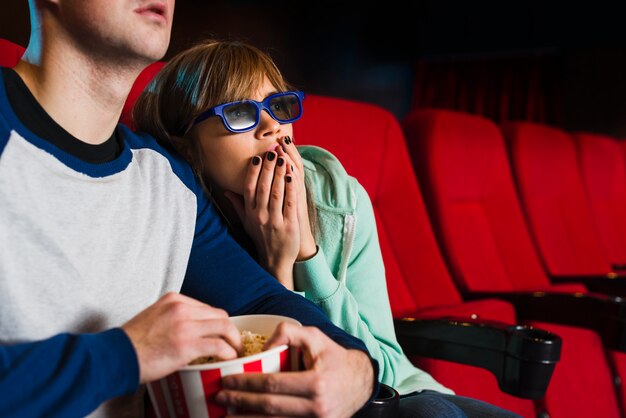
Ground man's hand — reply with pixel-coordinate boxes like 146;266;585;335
215;322;375;417
122;292;242;383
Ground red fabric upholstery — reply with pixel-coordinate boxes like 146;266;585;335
501;122;612;276
292;97;534;416
575;132;626;267
401;109;579;294
120;61;166;129
0;39;24;68
294;96;465;314
402;108;620;418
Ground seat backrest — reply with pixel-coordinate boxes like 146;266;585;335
120;61;166;129
0;39;25;68
575;132;626;267
402;109;555;293
291;96;465;317
501;122;612;276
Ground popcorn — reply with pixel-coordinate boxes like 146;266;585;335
189;329;268;365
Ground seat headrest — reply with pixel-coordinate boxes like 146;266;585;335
120;61;166;129
0;39;25;68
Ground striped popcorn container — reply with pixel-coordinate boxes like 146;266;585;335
147;314;301;418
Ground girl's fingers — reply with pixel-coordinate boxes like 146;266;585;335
256;151;277;209
283;171;298;221
275;147;296;176
243;156;263;211
279;136;303;172
269;154;287;220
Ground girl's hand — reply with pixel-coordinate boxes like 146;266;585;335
225;149;299;289
278;136;317;261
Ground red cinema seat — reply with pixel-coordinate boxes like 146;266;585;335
120;61;166;129
402;108;624;418
501;122;616;278
0;39;24;68
575;132;626;270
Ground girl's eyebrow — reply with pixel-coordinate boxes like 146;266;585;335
262;90;279;99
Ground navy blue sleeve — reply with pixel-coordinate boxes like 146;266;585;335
182;195;373;353
182;197;380;402
0;328;139;417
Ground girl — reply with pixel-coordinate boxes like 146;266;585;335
133;39;520;418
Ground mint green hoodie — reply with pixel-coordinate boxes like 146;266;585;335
295;145;453;396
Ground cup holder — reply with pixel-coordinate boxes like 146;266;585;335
353;383;400;418
499;325;563;399
508;325;558;341
506;325;561;363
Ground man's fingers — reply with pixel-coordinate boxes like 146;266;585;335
191;318;242;352
190;336;240;363
264;323;324;356
217;390;315;416
221;370;317;397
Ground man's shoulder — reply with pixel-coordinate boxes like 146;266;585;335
119;124;201;196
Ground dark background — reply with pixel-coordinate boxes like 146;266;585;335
2;1;626;136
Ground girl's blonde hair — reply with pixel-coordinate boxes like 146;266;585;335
133;39;318;237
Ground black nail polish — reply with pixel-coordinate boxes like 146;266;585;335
281;145;286;153
277;157;285;167
252;156;261;166
286;175;292;183
291;164;295;172
285;137;292;145
266;152;276;161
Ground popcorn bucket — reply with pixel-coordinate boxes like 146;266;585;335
147;314;301;418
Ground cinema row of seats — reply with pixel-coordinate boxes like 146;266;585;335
402;109;626;418
3;38;625;417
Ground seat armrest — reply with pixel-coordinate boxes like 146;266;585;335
394;317;561;399
550;274;626;296
353;384;399;418
464;291;626;351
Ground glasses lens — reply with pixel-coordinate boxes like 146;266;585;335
268;93;301;122
223;102;258;131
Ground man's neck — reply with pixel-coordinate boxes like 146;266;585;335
14;38;146;145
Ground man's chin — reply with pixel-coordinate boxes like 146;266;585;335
137;37;170;62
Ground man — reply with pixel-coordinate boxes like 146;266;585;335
0;1;376;417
